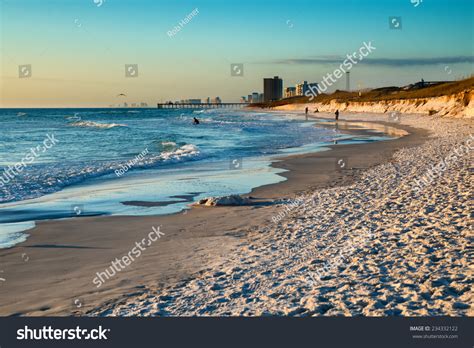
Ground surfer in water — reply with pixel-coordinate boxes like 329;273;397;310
193;117;200;125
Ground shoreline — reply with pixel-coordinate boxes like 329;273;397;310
250;116;419;199
89;112;472;316
0;115;402;228
0;112;432;316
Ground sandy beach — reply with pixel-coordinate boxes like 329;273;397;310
0;111;472;317
2;3;473;348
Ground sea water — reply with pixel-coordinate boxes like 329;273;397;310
0;108;391;247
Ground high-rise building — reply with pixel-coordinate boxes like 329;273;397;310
248;94;253;103
284;87;296;98
296;81;319;96
263;76;283;102
251;92;259;103
295;81;307;96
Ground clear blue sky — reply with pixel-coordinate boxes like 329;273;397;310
1;0;473;106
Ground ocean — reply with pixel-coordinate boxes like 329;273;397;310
0;108;390;248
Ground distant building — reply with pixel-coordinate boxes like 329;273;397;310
247;94;253;103
402;79;449;91
211;97;222;104
180;99;201;104
284;87;296;98
307;82;319;97
251;92;259;103
123;102;128;108
295;82;306;96
296;81;319;96
264;76;283;102
140;102;148;107
240;96;247;103
204;97;211;104
259;93;264;103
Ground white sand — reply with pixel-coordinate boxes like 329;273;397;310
90;112;473;317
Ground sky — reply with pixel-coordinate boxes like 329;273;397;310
0;0;473;107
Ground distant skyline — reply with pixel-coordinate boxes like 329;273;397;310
1;0;473;107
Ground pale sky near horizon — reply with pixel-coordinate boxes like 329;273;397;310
0;0;473;107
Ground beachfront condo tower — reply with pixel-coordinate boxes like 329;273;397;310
264;76;283;102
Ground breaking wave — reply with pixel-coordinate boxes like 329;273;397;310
70;121;127;129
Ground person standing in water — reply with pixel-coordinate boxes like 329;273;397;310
305;107;309;121
335;109;339;121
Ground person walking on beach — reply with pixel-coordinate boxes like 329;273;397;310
335;109;339;121
305;107;309;121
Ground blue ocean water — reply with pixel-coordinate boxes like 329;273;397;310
0;108;334;203
0;108;390;248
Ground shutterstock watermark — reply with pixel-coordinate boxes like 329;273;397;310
93;0;105;7
115;148;149;177
230;63;244;77
305;41;376;100
92;226;164;288
411;134;473;193
229;157;243;170
125;64;139;78
18;64;32;78
17;325;109;341
271;191;322;224
308;227;374;285
0;134;59;188
167;8;199;38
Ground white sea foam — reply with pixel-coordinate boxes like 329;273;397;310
0;143;201;204
0;221;35;249
70;121;127;129
158;144;200;161
161;141;177;146
66;115;81;121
